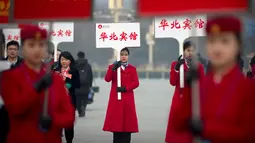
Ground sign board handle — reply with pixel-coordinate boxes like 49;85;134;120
53;42;59;62
116;49;122;100
178;39;184;88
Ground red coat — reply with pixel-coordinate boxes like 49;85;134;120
103;64;139;132
171;65;255;143
1;63;75;143
165;61;204;143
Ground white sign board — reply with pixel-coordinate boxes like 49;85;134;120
3;29;21;44
96;23;140;50
38;22;74;43
154;15;207;39
38;22;74;61
154;15;207;88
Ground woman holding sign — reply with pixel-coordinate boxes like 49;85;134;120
103;48;139;143
171;16;255;143
165;41;204;143
54;51;80;143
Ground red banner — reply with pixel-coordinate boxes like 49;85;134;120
14;0;92;21
0;0;9;23
0;0;92;23
137;0;249;16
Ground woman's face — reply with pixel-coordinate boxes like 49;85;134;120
184;47;195;59
120;50;129;62
206;32;239;68
60;56;71;68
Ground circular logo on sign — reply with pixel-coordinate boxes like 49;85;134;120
98;24;102;29
39;23;44;27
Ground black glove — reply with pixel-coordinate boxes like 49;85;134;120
189;119;203;136
247;71;253;78
116;87;127;92
112;61;122;71
185;63;200;86
34;73;53;92
39;115;52;132
175;55;185;71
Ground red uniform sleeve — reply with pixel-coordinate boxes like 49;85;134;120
203;83;255;142
104;65;114;82
1;71;39;117
52;75;75;128
170;61;179;86
125;67;139;92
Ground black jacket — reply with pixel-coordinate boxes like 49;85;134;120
2;56;23;68
75;58;93;95
54;67;80;106
0;59;20;143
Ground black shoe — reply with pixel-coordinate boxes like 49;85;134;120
79;113;85;117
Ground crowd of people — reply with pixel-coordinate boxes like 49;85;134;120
1;15;255;143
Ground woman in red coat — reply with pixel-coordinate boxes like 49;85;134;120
103;48;139;143
165;41;204;143
1;25;75;143
171;16;255;143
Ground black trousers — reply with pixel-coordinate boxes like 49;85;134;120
64;126;74;143
76;92;89;116
113;132;131;143
0;107;9;143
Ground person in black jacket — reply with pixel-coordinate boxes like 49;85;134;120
247;55;255;78
3;40;23;68
54;51;80;143
0;29;9;143
75;51;93;117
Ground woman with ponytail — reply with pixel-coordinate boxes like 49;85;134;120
165;41;205;143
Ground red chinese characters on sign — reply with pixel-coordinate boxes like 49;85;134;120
129;32;138;40
65;30;72;36
13;35;19;41
158;19;169;31
158;18;205;30
99;32;139;41
171;19;181;29
194;19;205;29
109;32;118;40
48;29;73;37
7;34;19;41
183;18;192;29
120;32;128;41
57;30;64;37
100;32;108;41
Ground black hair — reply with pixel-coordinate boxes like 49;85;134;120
0;30;5;57
77;51;85;58
120;47;130;55
0;30;5;45
250;55;255;67
183;41;195;51
6;40;19;50
235;33;242;62
58;51;76;69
